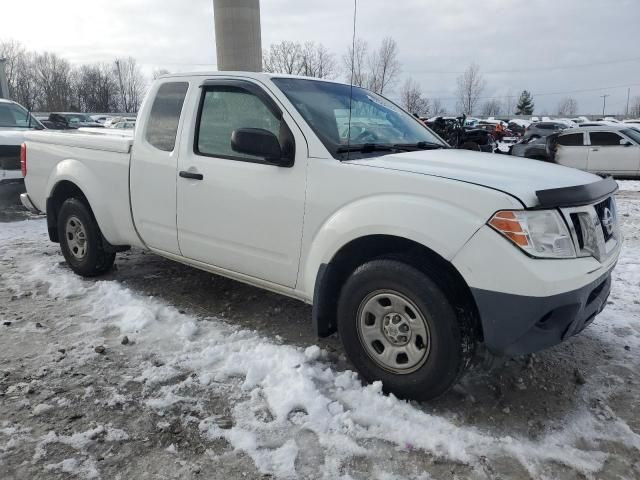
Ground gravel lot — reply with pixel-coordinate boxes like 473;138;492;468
0;184;639;480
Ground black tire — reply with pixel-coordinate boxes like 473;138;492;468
57;198;115;277
337;259;475;401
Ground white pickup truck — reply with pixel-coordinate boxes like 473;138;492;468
21;72;621;400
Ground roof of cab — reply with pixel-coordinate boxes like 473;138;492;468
156;71;348;85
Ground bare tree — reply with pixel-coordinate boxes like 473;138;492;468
0;41;39;109
630;96;640;118
34;52;73;111
343;37;400;93
557;97;578;116
1;39;150;113
262;41;303;75
114;57;146;112
300;42;337;79
12;52;40;110
263;41;336;79
0;40;26;97
455;63;485;115
73;64;120;112
481;99;501;116
342;38;369;87
431;98;447;116
399;78;430;116
367;37;401;94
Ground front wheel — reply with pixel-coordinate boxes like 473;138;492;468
337;259;475;401
57;198;115;277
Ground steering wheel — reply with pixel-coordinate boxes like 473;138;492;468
354;130;379;143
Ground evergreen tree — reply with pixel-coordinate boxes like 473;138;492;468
515;90;534;115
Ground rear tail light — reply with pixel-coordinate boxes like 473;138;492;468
20;143;27;177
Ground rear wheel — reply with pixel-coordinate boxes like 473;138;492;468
337;259;475;401
57;198;115;277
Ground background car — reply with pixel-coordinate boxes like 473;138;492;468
510;135;549;160
111;120;136;129
523;121;571;140
91;115;113;124
548;126;640;177
41;112;104;130
1;99;44;170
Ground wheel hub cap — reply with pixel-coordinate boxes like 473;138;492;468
357;290;431;374
382;314;412;345
65;216;88;259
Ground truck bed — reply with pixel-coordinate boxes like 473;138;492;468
23;129;141;248
24;130;133;154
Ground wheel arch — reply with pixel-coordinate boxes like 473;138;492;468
46;180;91;242
312;234;482;340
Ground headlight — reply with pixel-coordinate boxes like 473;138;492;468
488;210;576;258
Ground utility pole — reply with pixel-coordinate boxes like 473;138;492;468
0;58;9;99
600;94;609;117
115;59;127;113
213;0;262;72
626;88;631;117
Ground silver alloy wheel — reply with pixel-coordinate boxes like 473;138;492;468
356;290;431;374
65;216;88;260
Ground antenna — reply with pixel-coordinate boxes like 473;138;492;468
346;0;357;161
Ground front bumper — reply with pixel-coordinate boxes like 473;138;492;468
471;265;613;356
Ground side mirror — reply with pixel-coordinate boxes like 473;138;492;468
620;139;633;147
231;128;288;166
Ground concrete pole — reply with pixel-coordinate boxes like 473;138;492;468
0;58;10;99
213;0;262;72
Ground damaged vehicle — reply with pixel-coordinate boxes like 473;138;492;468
426;116;496;152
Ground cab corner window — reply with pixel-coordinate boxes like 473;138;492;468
145;82;189;152
195;86;283;162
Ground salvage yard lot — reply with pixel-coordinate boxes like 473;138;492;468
1;183;639;480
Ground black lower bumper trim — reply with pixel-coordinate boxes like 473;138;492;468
471;267;613;356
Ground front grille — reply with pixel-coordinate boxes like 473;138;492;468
561;195;619;262
594;197;615;242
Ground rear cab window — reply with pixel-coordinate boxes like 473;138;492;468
145;82;189;152
557;133;584;146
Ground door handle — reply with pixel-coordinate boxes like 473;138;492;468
179;170;204;180
590;148;599;152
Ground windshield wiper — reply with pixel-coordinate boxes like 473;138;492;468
392;141;448;151
336;143;397;154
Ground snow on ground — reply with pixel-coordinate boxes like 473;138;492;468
618;180;640;192
1;189;640;479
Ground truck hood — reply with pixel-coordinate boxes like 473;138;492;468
346;149;601;207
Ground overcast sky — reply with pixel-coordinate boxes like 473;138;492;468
2;0;639;115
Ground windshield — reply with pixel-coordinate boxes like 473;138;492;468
622;128;640;144
0;103;43;129
271;78;445;158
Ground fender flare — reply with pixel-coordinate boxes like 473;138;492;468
301;194;485;297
